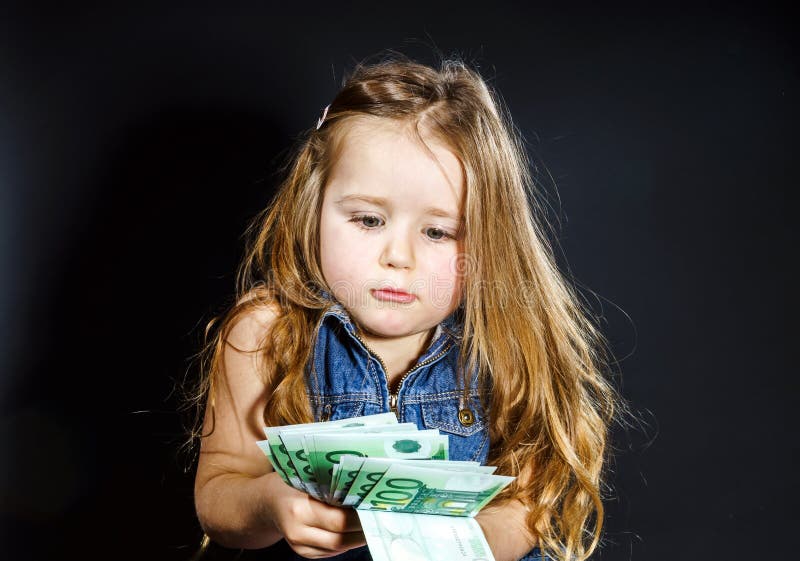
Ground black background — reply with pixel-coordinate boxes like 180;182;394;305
1;3;796;560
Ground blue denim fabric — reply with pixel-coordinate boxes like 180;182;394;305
290;299;544;561
305;301;490;464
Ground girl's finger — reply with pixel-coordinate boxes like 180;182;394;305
288;545;340;560
338;530;367;549
291;526;366;555
308;502;361;533
342;508;363;532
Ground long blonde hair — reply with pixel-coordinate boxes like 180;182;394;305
185;53;619;561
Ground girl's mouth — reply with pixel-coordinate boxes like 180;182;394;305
371;288;416;304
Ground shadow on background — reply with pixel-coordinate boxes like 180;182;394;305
2;102;287;559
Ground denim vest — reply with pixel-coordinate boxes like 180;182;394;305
289;300;546;561
305;300;491;463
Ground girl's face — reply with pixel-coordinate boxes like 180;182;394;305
319;117;465;348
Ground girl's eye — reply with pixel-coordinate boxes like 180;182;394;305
350;215;383;229
349;215;455;242
425;227;453;241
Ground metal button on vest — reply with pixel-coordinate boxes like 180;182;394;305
458;408;475;426
321;404;332;422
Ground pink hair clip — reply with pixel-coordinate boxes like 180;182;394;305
316;104;331;130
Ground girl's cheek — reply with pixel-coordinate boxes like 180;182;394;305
424;255;463;308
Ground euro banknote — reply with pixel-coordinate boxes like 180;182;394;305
338;456;495;507
356;462;514;517
255;440;291;486
332;455;484;505
258;412;398;494
255;413;514;561
357;510;496;561
279;423;417;500
304;430;449;501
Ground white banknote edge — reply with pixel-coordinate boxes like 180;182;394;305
357;510;496;561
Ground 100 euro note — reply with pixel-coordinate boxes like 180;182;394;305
254;414;513;561
258;412;398;492
280;423;418;501
305;431;449;502
339;457;496;507
356;463;514;517
332;455;482;506
357;510;496;561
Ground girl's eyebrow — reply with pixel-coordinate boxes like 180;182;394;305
334;193;460;220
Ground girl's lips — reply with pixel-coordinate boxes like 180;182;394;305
371;288;416;303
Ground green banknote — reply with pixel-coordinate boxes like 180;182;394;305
306;430;446;502
356;463;514;517
276;429;323;499
305;431;449;502
262;412;398;493
357;510;496;561
280;423;417;501
261;427;304;490
326;448;443;502
339;457;493;507
255;440;290;485
332;454;380;505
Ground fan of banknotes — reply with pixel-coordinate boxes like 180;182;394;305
256;412;514;561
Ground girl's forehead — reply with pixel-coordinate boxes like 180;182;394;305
326;117;464;206
336;116;455;160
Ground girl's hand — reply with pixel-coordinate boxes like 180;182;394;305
265;476;366;558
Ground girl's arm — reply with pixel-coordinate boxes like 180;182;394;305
475;499;538;561
194;306;365;557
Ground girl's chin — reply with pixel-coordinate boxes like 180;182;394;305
351;312;424;338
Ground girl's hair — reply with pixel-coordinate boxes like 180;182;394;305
185;53;619;561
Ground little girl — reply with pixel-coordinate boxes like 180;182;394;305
189;54;618;561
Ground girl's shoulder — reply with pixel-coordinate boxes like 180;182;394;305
225;293;281;352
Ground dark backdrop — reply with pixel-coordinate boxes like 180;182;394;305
1;3;796;560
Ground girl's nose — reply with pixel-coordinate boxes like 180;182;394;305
379;233;414;270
